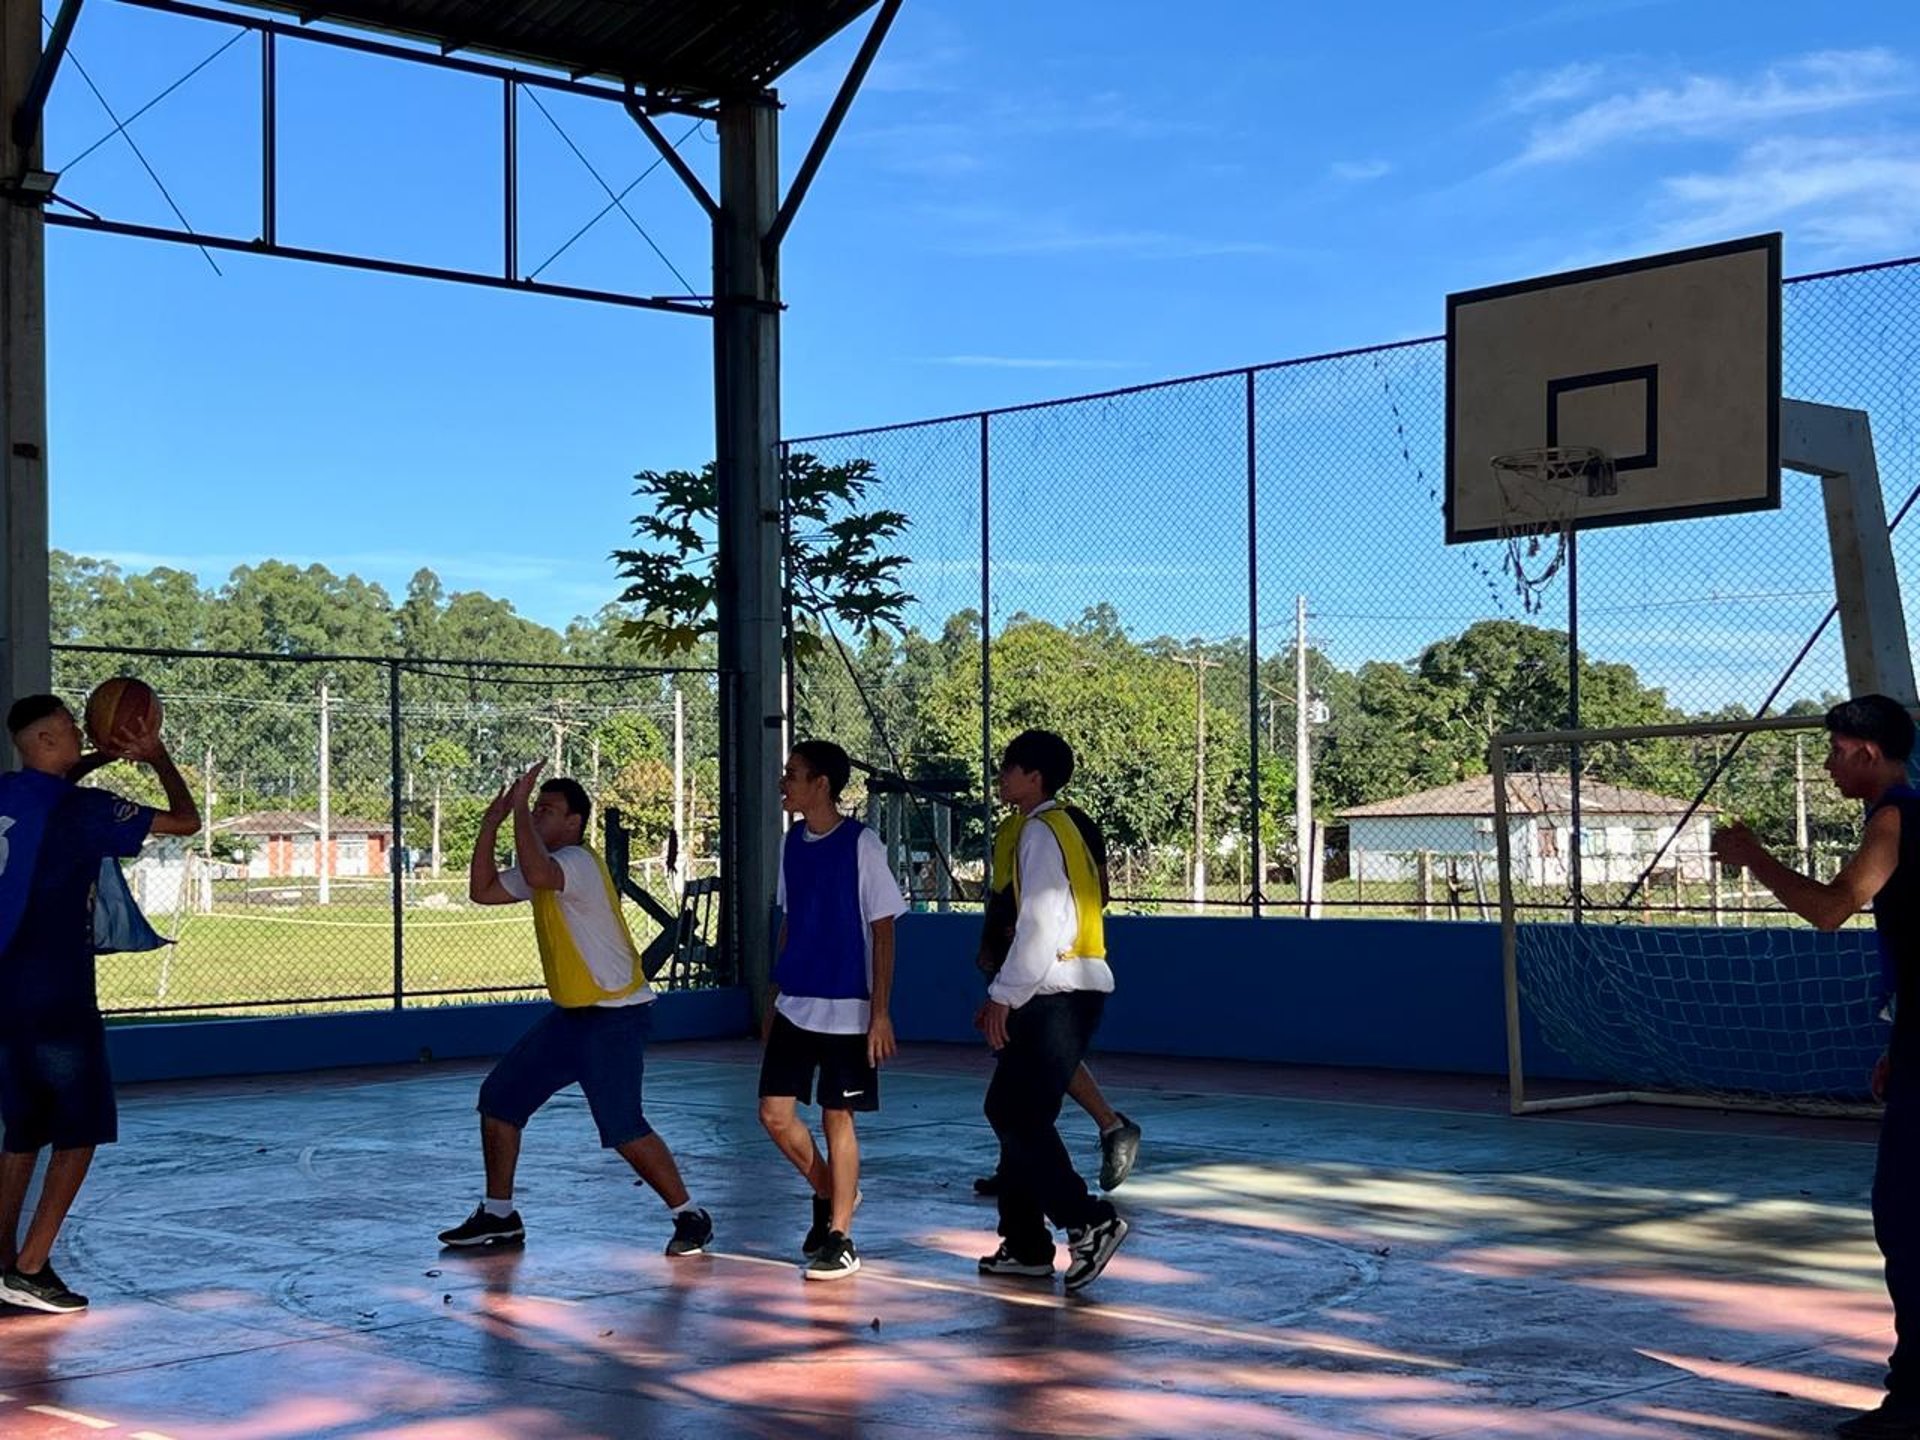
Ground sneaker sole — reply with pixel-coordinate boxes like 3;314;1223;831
1064;1217;1131;1292
1100;1128;1142;1192
438;1231;525;1248
978;1263;1054;1279
804;1257;861;1281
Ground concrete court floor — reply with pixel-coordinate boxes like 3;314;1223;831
0;1039;1897;1440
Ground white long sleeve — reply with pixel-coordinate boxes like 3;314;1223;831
988;803;1114;1009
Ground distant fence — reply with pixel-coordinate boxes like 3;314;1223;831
53;645;725;1017
789;253;1920;917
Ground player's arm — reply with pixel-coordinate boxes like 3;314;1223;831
120;716;199;836
868;915;897;1067
507;762;565;892
468;783;519;905
1715;809;1900;932
66;751;117;783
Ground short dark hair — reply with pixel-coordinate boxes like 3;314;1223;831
791;739;852;800
539;777;592;835
1001;729;1075;796
1826;694;1916;762
7;694;66;737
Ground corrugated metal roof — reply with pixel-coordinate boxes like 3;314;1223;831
216;0;880;94
1337;774;1715;820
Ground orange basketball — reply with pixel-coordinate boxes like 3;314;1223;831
83;676;161;747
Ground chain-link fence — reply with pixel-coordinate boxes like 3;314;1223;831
53;645;722;1017
789;253;1920;918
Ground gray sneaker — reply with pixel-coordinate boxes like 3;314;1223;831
1099;1114;1142;1192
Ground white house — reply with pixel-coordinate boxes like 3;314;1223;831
1337;775;1714;886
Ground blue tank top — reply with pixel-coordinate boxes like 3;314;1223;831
776;819;869;1001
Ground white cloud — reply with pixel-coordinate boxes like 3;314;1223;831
1330;158;1392;182
1502;62;1609;113
1512;49;1909;166
921;355;1137;371
1653;135;1920;254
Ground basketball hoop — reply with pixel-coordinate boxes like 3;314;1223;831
1489;445;1617;614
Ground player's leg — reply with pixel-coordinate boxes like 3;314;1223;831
0;1149;35;1270
1850;1040;1920;1438
440;1008;575;1247
1070;1064;1142;1191
584;1004;710;1256
981;997;1079;1276
3;1026;115;1311
803;1029;876;1280
14;1147;93;1275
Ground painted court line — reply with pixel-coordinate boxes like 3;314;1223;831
26;1405;116;1429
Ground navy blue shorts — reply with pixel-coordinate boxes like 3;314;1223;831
0;1021;118;1153
478;1002;654;1149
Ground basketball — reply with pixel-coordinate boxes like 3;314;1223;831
83;675;161;747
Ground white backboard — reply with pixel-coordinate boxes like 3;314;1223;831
1445;234;1781;543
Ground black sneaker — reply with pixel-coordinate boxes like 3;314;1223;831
804;1231;860;1281
437;1205;525;1249
1099;1114;1142;1192
977;1243;1054;1278
0;1263;88;1314
1837;1397;1920;1440
1064;1214;1130;1292
802;1190;862;1258
973;1171;1003;1197
666;1207;714;1257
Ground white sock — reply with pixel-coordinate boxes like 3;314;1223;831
482;1197;515;1218
670;1199;700;1217
1099;1119;1125;1137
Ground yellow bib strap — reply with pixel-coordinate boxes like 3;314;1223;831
529;847;648;1008
1006;809;1106;962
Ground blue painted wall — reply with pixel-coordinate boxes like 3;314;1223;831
889;912;1882;1093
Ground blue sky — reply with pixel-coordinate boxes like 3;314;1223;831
38;0;1920;702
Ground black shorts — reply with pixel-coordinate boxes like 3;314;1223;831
0;1021;118;1153
758;1012;878;1112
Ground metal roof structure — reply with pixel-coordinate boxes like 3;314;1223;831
207;0;882;98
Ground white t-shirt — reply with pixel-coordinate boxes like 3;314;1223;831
775;821;908;1034
501;846;653;1008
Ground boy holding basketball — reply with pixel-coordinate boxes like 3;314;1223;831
1712;696;1920;1440
438;763;713;1257
0;691;199;1314
976;729;1128;1291
759;740;907;1280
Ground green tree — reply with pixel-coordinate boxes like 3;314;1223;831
612;452;913;660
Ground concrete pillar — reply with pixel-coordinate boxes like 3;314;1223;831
714;94;783;1012
0;2;51;732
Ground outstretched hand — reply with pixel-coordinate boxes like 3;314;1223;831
482;782;513;830
1710;822;1765;870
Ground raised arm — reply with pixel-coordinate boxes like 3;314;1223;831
114;712;199;837
468;782;518;905
507;761;565;891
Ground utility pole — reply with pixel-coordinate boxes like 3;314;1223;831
1295;594;1319;918
203;744;215;862
1170;648;1220;912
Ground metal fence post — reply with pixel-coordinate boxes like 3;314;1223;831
388;657;405;1009
979;411;993;891
1245;369;1262;916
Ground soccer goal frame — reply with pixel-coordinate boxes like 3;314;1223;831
1493;711;1883;1118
